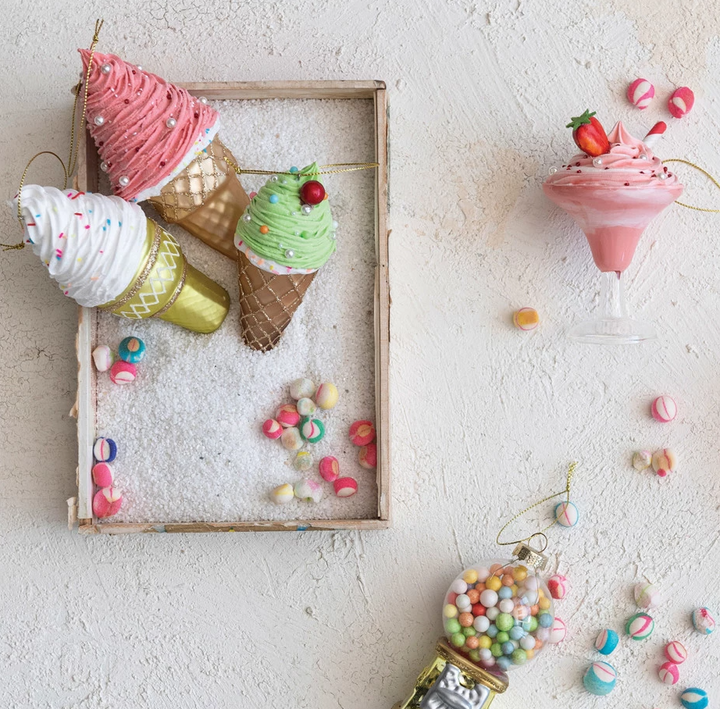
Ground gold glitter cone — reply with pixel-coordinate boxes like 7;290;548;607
100;220;229;334
148;136;250;259
237;251;316;352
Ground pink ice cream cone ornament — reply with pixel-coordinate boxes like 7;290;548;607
79;49;250;259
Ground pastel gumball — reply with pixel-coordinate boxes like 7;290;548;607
93;437;117;462
296;397;317;417
632;450;652;471
92;462;114;487
294;479;323;502
92;486;122;518
300;417;325;443
118;336;146;363
583;661;617;696
319;456;340;482
692;607;716;635
276;404;300;428
668;87;695;119
349;420;376;446
665;641;687;664
294;450;313;472
334;477;358;497
651;395;677;422
513;307;539;331
289;378;316;400
270;483;295;504
547;574;568;600
92;345;115;372
658;661;680;685
652;449;676;477
110;360;137;384
595;629;619;656
634;582;661;609
359;442;377;469
315;382;339;410
626;612;654;640
262;419;283;440
280;427;303;451
627;78;655;109
680;688;709;709
554;501;579;527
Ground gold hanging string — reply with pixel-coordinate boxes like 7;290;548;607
496;462;577;547
664;159;720;213
224;157;379;177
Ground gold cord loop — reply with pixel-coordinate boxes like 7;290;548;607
664;158;720;213
223;157;378;177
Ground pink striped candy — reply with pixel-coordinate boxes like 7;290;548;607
92;462;114;487
547;574;568;600
651;395;677;422
627;78;655;109
668;87;695;118
548;617;567;644
93;487;122;518
110;360;136;384
334;477;358;497
262;419;283;439
664;640;687;664
658;661;680;685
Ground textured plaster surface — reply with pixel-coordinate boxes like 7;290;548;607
1;1;720;707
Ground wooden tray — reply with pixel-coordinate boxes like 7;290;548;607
69;80;389;534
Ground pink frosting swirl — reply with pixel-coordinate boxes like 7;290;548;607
79;49;219;201
545;121;681;189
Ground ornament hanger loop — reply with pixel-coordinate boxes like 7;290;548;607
664;158;720;213
223;156;379;177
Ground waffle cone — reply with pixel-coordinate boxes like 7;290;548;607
148;135;249;259
237;251;316;352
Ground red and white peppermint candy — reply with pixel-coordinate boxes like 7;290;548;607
665;640;687;664
627;78;655;109
668;87;694;118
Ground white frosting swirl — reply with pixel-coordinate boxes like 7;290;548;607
16;186;147;307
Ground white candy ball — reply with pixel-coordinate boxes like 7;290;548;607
473;616;490;633
450;579;468;595
485;606;500;621
480;589;498;608
456;594;471;610
498;599;514;613
289;377;316;400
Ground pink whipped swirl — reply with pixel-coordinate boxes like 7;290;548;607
79;49;219;201
545;121;681;188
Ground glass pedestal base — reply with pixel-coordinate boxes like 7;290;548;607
568;316;657;345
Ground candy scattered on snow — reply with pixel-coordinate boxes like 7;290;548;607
359;442;377;469
315;382;339;409
276;404;300;428
319;456;340;482
270;483;294;505
93;486;122;518
289;378;316;400
92;345;114;372
294;450;313;471
334;477;358;497
262;419;283;439
349;420;375;446
93;437;117;462
294;479;323;502
118;336;146;363
300;417;325;443
280;427;303;451
110;360;137;384
296;397;316;416
92;462;114;487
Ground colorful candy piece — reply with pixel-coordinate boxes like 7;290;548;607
643;121;667;149
583;661;617;696
92;345;114;372
668;87;695;119
270;483;294;504
296;397;316;417
627;78;655;110
554;501;579;527
92;486;122;518
349;420;376;446
294;479;323;502
513;307;539;331
652;449;676;477
334;477;358;497
634;582;661;609
626;612;654;640
680;688;709;709
651;395;677;422
93;437;117;462
262;419;283;440
276;404;301;428
294;450;313;471
299;180;326;205
319;456;340;482
92;462;114;487
595;629;619;656
315;382;339;410
289;378;316;400
665;641;688;664
632;450;652;471
280;427;303;451
300;417;325;443
118;336;146;363
692;607;716;635
547;574;568;600
658;661;680;685
359;442;377;469
110;360;137;384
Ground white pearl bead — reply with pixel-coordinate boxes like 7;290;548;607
136;65;143;71
269;175;278;183
94;116;105;126
100;63;112;75
331;233;337;240
100;162;108;172
658;172;668;180
285;249;295;259
198;96;209;105
166;117;177;129
332;220;339;229
301;204;313;215
242;214;251;222
280;177;287;184
593;157;603;167
639;153;647;160
548;166;558;174
119;176;130;187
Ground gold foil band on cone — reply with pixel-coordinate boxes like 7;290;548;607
148;135;250;260
237;251;316;352
99;220;230;334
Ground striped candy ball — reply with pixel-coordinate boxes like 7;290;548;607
548;617;566;644
110;360;137;384
651;395;677;422
627;78;655;109
680;688;708;709
554;501;579;528
595;629;619;656
658;661;679;685
118;335;146;363
634;582;661;609
583;661;617;696
692;607;716;635
665;640;688;664
669;87;695;119
93;436;117;463
547;574;568;600
513;307;539;331
626;612;654;640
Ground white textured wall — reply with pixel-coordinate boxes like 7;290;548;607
1;1;720;707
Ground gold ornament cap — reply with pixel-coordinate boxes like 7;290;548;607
512;541;549;571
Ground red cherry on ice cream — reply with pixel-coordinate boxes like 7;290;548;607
299;180;326;205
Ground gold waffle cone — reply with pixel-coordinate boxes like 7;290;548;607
100;220;229;334
237;251;316;352
148;135;250;260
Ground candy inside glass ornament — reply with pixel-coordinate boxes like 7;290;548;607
442;556;554;672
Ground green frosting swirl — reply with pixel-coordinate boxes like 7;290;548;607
236;163;336;270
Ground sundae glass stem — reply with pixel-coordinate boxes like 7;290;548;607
601;271;627;320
